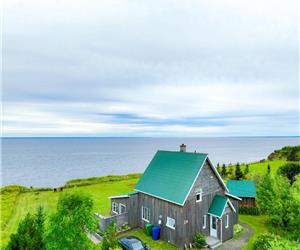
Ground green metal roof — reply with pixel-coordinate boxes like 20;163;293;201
135;150;207;205
208;195;228;218
227;180;256;198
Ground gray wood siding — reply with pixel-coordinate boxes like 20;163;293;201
128;194;139;228
221;206;234;241
182;160;226;243
230;198;239;225
137;192;185;248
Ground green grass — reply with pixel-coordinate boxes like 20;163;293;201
0;175;140;247
223;159;287;181
239;215;269;250
119;229;179;250
242;159;287;176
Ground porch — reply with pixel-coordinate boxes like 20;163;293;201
205;236;221;249
95;212;129;232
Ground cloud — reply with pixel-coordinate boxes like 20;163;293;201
2;0;299;136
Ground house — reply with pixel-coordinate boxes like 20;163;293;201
227;180;256;207
99;145;240;249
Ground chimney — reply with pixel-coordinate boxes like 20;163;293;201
180;144;187;152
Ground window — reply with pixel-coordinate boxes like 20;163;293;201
119;203;126;214
225;214;229;228
166;216;176;229
112;202;118;214
196;189;202;202
202;215;207;229
142;206;150;222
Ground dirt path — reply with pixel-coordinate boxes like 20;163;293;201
219;223;253;250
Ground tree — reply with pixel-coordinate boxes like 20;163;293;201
101;222;118;250
267;164;271;174
45;191;97;250
235;162;244;180
221;164;227;177
216;163;221;175
228;163;233;177
277;163;300;184
35;206;45;249
6;207;45;250
257;173;275;214
244;164;249;176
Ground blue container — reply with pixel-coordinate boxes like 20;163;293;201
152;226;161;240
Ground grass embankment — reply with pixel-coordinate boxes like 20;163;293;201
0;174;141;247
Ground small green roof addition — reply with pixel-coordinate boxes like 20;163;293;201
135;150;208;206
208;195;236;218
227;180;256;198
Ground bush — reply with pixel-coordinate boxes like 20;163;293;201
194;233;206;248
253;234;275;250
254;234;299;250
239;206;260;215
233;224;244;239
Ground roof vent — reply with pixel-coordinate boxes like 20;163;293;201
180;144;186;152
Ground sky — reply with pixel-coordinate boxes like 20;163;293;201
2;0;299;137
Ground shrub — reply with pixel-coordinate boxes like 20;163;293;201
239;206;260;215
254;234;299;250
194;233;206;248
233;224;244;239
253;234;275;250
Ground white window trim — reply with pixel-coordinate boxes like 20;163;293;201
203;215;207;229
166;216;176;230
112;202;118;214
196;189;203;202
225;214;229;228
119;203;126;214
142;206;150;222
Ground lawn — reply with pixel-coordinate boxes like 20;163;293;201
241;159;287;176
120;229;179;250
239;215;268;250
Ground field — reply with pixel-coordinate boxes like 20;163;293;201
0;159;288;248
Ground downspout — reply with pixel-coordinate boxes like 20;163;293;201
220;218;223;242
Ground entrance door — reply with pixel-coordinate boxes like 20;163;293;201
210;216;217;238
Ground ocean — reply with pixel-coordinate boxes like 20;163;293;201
1;137;299;187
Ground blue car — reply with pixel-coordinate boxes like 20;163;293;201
118;236;150;250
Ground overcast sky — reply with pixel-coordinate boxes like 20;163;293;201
2;0;299;137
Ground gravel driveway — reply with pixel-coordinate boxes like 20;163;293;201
219;223;253;250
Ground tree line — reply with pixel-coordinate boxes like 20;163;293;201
216;162;252;180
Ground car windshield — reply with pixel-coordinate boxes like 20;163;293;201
131;242;144;250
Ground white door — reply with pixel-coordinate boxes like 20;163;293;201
210;216;217;238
